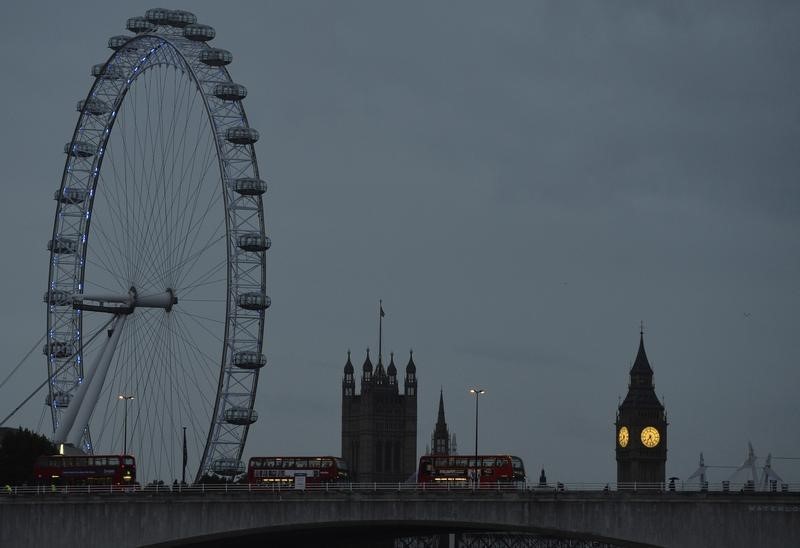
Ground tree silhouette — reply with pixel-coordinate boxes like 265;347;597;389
0;427;56;485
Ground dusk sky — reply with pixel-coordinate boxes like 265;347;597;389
0;1;798;484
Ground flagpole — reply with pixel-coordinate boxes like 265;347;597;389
378;300;383;362
182;426;187;485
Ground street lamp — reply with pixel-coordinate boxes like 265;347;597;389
118;394;135;455
469;388;486;484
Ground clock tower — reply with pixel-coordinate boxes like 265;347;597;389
615;330;667;486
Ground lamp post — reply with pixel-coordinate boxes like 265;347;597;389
118;394;135;454
469;388;485;485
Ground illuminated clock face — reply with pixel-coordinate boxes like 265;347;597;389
618;426;629;448
641;426;660;448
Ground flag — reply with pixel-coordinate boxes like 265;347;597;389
380;303;385;318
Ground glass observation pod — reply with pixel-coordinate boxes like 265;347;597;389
64;141;94;158
43;341;74;359
232;351;267;370
237;292;270;311
226;127;259;145
237;233;271;252
48;237;78;254
54;188;90;204
211;459;244;475
126;16;156;34
107;35;138;51
199;48;233;67
231;178;267;196
91;63;125;80
43;289;73;306
213;83;247;101
45;391;72;408
145;8;196;27
183;24;215;42
165;10;197;27
144;8;173;25
224;407;259;425
77;98;111;115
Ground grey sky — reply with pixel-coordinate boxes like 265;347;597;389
1;1;798;483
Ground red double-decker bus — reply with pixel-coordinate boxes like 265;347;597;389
418;454;526;485
247;456;350;485
33;454;136;485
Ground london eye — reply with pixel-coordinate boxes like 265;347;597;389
43;8;268;483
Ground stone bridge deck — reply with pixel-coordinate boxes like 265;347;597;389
1;488;798;548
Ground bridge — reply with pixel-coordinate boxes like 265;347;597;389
2;486;799;548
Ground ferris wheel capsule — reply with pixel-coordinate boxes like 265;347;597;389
237;233;271;252
237;292;270;310
232;351;267;370
211;459;244;475
226;127;259;145
54;188;90;204
144;8;173;26
183;24;216;42
43;341;74;359
166;10;197;27
213;83;247;101
126;17;155;34
231;178;267;196
107;35;137;51
77;97;111;115
199;48;232;67
43;289;73;306
224;407;259;425
48;237;78;254
91;63;125;80
45;391;72;408
64;141;94;158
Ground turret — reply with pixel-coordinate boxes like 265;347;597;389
361;348;373;391
387;352;398;387
404;350;417;397
342;350;355;397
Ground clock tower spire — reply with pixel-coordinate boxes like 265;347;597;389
615;329;667;487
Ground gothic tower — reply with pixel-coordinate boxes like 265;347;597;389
615;331;668;485
341;350;418;483
431;389;450;455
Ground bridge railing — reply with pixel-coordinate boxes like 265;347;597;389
3;480;799;497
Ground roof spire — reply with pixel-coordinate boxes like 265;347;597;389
437;388;446;424
344;349;354;374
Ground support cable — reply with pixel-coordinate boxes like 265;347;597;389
0;316;115;428
0;334;46;392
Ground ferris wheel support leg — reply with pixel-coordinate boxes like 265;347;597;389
53;314;128;446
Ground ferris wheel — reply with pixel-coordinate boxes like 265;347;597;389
43;8;269;483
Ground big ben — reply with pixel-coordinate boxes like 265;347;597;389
615;330;667;486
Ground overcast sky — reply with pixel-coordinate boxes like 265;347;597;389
0;1;798;484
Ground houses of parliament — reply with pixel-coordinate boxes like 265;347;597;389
341;331;667;485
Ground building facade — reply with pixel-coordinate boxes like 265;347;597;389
615;332;668;485
342;349;417;483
